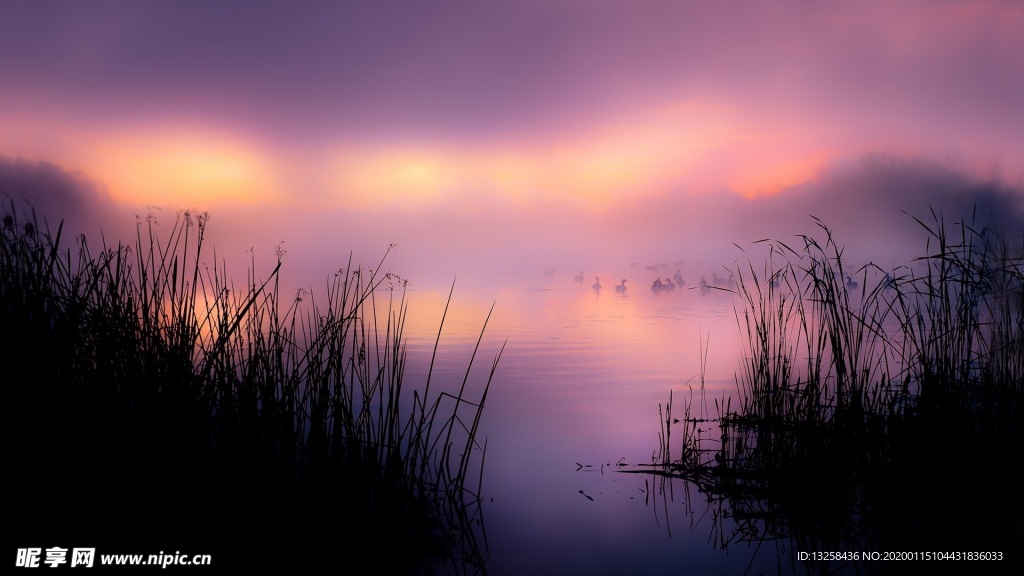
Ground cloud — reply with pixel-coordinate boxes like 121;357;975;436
3;0;1020;154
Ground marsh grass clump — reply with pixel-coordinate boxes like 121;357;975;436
4;203;499;573
644;208;1023;566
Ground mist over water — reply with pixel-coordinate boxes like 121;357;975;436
5;156;1022;299
267;160;1024;294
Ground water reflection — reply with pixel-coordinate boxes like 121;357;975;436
399;274;757;574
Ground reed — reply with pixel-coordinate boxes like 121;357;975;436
4;203;499;573
644;207;1023;559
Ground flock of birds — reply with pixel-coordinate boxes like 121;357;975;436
559;262;879;297
568;261;715;296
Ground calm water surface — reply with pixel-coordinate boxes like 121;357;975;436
399;270;788;575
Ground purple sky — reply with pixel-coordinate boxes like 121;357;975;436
2;0;1022;285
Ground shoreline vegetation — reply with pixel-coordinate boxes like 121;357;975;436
635;208;1023;573
4;204;500;573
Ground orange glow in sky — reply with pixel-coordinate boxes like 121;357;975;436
1;96;1006;217
83;131;276;207
316;101;808;211
87;104;830;211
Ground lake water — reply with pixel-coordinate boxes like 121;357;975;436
397;267;791;575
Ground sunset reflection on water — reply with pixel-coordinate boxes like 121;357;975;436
395;273;768;574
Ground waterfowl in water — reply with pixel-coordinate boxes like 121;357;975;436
651;278;675;293
575;271;584;284
673;270;684;286
592;277;602;290
615;279;628;293
846;276;859;291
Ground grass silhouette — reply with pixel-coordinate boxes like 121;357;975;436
4;204;500;573
641;208;1023;571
